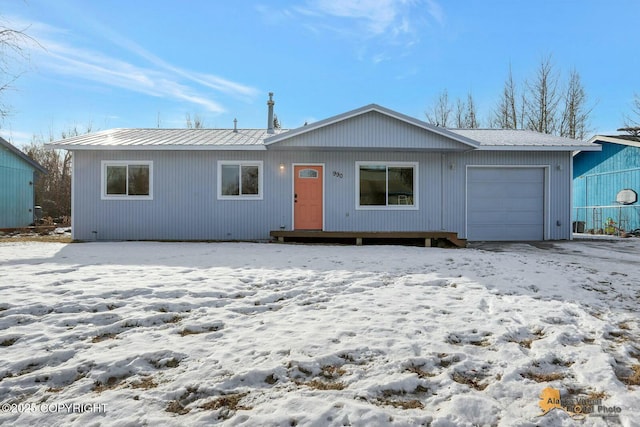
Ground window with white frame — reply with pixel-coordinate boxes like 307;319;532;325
102;161;153;200
218;161;263;199
356;162;417;209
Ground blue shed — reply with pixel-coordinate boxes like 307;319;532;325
0;137;47;228
573;135;640;234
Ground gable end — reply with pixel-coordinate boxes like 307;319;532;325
266;106;478;151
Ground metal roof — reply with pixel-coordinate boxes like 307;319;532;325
588;134;640;148
450;129;601;151
45;109;601;153
0;137;47;173
46;128;288;150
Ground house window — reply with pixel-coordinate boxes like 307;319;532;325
218;161;263;200
298;168;319;178
356;162;417;209
101;161;153;200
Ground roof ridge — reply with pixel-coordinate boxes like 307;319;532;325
118;128;285;131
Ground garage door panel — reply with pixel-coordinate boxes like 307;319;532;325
468;168;544;182
469;168;543;180
470;196;541;211
469;224;543;241
469;210;543;224
467;167;545;241
473;186;539;198
470;182;543;198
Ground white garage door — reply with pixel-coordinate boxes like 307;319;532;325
467;167;545;241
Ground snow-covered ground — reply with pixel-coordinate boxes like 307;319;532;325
0;240;638;426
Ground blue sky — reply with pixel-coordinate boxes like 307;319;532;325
1;0;639;147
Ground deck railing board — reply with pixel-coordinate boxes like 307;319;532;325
270;230;466;248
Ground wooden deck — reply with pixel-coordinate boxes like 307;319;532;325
270;230;467;248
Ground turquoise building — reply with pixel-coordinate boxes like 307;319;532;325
0;137;46;228
573;135;640;234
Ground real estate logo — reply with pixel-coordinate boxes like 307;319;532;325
538;387;622;420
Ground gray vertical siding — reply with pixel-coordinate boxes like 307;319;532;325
270;111;472;151
72;149;572;241
74;150;289;241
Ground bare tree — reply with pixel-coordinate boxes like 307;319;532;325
618;126;640;136
493;59;592;138
620;93;640;136
492;64;521;129
524;55;561;134
193;114;204;129
185;113;205;129
451;93;481;128
425;89;452;127
24;125;93;222
464;93;480;128
25;140;70;221
453;98;465;128
427;90;480;129
559;68;591;140
0;19;38;123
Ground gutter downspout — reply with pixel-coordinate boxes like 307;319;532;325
71;152;75;241
569;152;574;240
441;153;445;230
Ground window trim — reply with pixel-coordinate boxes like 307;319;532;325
217;160;264;200
355;161;418;210
101;160;153;200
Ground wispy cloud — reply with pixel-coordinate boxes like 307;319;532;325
259;0;445;63
312;0;404;35
309;0;445;38
9;15;257;114
95;29;258;100
425;0;444;26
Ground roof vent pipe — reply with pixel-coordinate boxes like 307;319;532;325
233;118;238;133
267;92;275;134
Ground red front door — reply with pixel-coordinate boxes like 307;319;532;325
294;165;323;230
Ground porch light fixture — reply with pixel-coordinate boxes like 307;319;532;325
279;163;285;171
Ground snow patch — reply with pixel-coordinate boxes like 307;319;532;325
0;240;639;426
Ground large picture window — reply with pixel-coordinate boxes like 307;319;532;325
218;161;263;200
101;161;153;200
356;162;417;209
